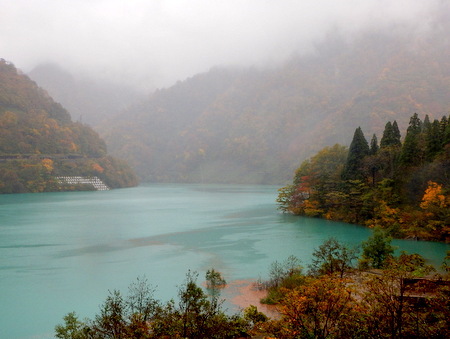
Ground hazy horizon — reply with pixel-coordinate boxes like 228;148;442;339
1;0;442;91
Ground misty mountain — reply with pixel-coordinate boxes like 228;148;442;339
99;17;449;184
0;59;137;192
28;63;144;126
27;9;450;185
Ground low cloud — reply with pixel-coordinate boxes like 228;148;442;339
0;0;441;90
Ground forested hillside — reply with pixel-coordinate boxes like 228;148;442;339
278;113;450;242
0;59;137;193
28;8;450;185
94;8;450;184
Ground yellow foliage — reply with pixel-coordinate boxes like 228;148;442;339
383;203;400;218
366;200;400;229
303;199;323;217
41;158;54;172
0;111;18;126
420;181;447;210
47;118;59;129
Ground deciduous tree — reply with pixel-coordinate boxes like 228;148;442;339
279;275;360;339
308;238;359;278
92;290;127;338
360;227;395;269
55;312;88;339
361;252;435;338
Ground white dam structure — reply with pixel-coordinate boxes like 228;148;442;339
56;176;110;191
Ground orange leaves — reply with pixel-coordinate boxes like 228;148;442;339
91;162;104;173
417;181;450;242
420;181;447;211
279;276;357;338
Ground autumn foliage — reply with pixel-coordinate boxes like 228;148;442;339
278;113;450;242
55;237;450;338
0;59;138;192
258;241;449;339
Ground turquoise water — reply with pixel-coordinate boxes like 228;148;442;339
0;184;448;338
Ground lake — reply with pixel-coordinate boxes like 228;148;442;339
0;184;448;338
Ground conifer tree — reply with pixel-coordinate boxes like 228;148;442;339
369;134;379;155
443;119;450;147
342;127;369;180
380;121;401;148
392;121;402;146
425;119;442;161
400;113;423;166
423;114;431;132
380;122;393;148
440;116;449;147
407;113;422;134
439;116;448;134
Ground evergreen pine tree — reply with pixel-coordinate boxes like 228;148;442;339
443;119;450;147
342;127;369;180
440;115;448;132
407;113;422;134
425;119;442;161
423;114;431;132
440;116;449;147
369;134;379;155
380;121;401;148
392;121;402;146
380;121;393;148
400;113;423;166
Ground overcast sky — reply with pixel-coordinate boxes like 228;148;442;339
0;0;442;90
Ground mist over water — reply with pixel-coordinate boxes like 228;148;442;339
1;184;448;338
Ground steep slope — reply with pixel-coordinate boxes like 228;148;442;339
0;59;137;193
103;67;245;182
27;5;448;185
316;30;450;148
103;18;450;184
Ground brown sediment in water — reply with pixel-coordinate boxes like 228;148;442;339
225;280;280;319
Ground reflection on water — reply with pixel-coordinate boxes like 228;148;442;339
0;184;448;338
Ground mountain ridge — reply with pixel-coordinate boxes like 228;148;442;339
28;7;450;184
0;59;138;193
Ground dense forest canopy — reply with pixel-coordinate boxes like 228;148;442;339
0;59;137;193
278;113;450;242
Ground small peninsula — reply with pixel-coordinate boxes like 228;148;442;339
278;113;450;243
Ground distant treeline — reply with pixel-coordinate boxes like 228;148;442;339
0;156;138;193
0;154;85;161
278;113;450;242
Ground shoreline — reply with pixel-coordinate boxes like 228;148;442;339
223;279;280;319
